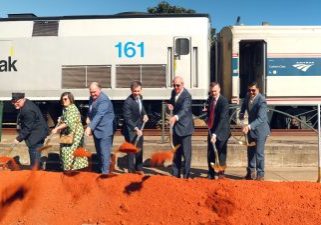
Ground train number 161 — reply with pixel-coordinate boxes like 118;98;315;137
115;42;145;58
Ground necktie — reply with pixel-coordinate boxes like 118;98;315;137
136;98;142;113
207;98;216;129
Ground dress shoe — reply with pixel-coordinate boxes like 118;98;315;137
256;176;264;181
207;173;215;180
218;171;225;179
244;172;256;180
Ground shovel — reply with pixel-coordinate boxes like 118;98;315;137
71;135;92;171
208;132;225;173
0;143;20;170
118;121;146;154
150;110;180;166
38;118;62;152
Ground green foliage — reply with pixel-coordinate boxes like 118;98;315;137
147;1;196;14
147;1;215;43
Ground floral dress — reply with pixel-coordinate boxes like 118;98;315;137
60;104;88;171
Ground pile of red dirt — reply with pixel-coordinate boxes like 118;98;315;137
1;171;321;225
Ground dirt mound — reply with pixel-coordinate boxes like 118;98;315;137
1;171;321;225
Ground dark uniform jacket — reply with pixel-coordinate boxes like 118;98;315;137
16;99;49;147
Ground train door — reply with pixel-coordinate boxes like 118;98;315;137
173;37;192;87
239;40;267;98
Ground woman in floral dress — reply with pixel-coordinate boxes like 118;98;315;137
52;92;88;171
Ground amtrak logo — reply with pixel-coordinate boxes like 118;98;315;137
292;62;314;72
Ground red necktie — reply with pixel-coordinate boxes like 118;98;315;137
207;98;216;128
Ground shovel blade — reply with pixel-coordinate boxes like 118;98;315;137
210;162;225;173
118;142;138;153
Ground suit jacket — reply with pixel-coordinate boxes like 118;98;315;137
122;94;147;142
88;92;115;139
169;88;194;137
239;93;270;139
16;99;49;147
207;95;230;142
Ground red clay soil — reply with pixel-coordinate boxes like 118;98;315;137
1;171;321;225
118;142;139;153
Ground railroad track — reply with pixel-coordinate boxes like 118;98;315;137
1;127;317;136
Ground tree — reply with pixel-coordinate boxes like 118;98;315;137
147;1;196;14
147;1;215;43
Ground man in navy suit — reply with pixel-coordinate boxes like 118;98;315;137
122;81;149;174
85;82;115;174
239;82;270;181
206;82;230;179
168;76;194;179
12;92;49;169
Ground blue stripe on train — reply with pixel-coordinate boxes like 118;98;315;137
232;58;321;76
267;58;321;76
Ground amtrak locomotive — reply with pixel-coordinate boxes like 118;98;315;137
0;13;211;127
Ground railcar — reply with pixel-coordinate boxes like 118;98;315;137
0;13;211;126
216;25;321;128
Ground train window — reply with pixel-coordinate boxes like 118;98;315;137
62;65;111;88
175;38;190;55
32;21;59;36
87;66;111;88
116;65;166;88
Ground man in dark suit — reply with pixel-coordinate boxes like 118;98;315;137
239;82;270;181
122;81;149;174
206;82;230;179
168;76;194;179
85;82;115;175
12;92;49;169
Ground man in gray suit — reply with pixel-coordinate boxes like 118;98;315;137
85;82;115;174
168;76;194;179
239;82;270;181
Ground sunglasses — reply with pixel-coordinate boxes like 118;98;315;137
62;97;69;101
248;88;256;93
173;84;181;87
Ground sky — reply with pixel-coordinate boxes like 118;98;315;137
1;0;321;31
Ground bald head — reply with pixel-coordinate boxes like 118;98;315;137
89;82;102;100
172;76;184;94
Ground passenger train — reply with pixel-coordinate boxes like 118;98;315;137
1;13;320;128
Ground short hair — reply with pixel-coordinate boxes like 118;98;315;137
130;80;142;90
248;81;259;89
60;92;75;104
89;82;102;89
209;82;220;88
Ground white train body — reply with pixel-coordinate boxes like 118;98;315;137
217;25;321;105
0;14;211;101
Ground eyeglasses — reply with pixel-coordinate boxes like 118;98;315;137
173;84;181;87
248;88;256;93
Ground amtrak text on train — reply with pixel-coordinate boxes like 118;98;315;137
0;56;18;72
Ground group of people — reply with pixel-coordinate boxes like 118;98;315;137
11;77;270;180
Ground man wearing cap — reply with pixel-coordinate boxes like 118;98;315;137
12;92;49;169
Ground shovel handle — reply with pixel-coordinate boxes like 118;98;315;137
134;121;146;147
